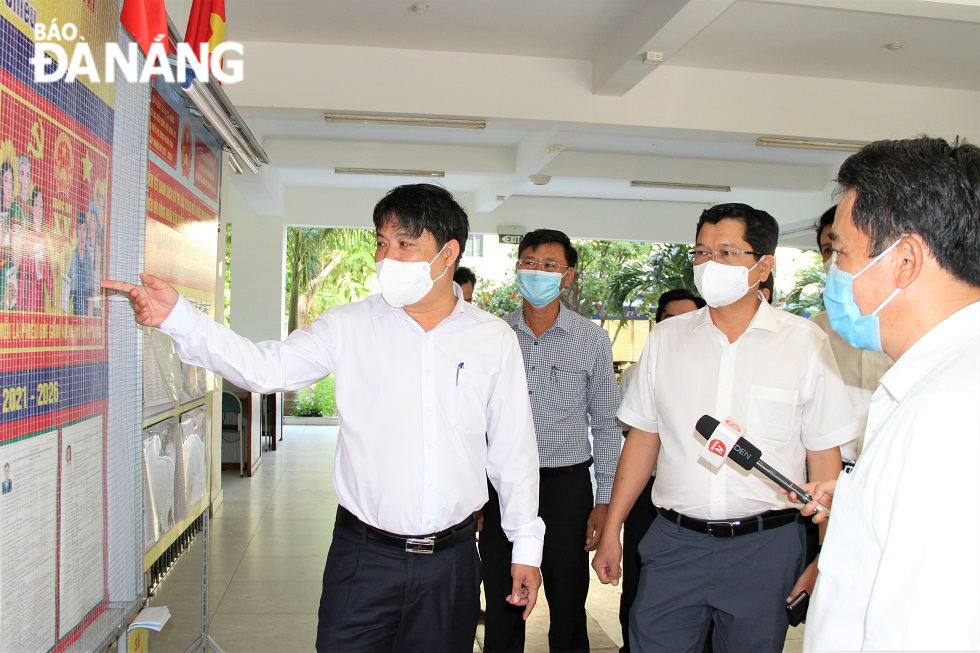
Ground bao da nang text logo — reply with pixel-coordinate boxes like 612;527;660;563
30;21;244;84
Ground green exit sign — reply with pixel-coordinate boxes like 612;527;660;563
499;234;522;245
497;225;525;245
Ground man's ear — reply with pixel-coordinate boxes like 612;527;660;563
758;254;774;282
444;239;462;269
563;267;576;288
894;235;924;289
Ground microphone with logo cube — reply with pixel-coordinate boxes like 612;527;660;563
695;414;829;517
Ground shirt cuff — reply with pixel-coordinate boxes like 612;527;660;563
596;484;612;504
159;294;199;339
616;405;657;434
510;532;544;568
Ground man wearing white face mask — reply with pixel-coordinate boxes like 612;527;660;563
592;203;857;653
810;205;892;470
480;228;621;653
102;184;545;653
796;137;980;652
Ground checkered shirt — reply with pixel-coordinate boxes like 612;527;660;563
503;305;622;503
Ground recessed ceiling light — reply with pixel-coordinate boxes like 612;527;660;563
528;175;551;186
334;167;445;177
630;180;731;192
324;113;486;130
411;4;428;14
756;137;867;152
885;41;904;51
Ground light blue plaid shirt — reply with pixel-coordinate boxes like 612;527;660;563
503;305;622;503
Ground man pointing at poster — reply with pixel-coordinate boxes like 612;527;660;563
103;183;545;653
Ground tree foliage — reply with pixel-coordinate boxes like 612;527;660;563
782;252;825;316
607;244;697;317
285;227;376;333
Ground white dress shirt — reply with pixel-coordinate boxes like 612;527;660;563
160;286;546;565
618;301;858;520
811;311;892;462
805;301;980;652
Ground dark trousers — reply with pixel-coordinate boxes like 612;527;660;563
480;467;594;652
630;515;805;653
316;515;482;652
620;476;657;653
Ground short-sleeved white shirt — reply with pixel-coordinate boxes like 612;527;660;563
618;301;857;520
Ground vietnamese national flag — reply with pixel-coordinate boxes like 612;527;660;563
186;0;226;52
120;0;169;55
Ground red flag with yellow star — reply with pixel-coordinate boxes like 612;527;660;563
120;0;168;56
186;0;226;52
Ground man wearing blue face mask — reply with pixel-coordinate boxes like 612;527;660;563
593;203;857;653
810;206;892;471
796;137;980;653
102;184;545;653
479;228;621;653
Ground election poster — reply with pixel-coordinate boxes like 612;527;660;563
0;1;116;650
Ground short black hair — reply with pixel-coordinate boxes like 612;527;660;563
453;266;476;286
655;288;706;323
517;229;578;269
372;184;469;267
695;203;779;259
836;137;980;287
815;205;837;249
759;275;774;304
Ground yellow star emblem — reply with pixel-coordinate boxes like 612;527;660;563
82;150;93;181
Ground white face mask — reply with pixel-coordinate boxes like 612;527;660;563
694;259;762;308
375;243;449;308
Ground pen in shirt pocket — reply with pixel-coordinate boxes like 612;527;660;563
551;364;558;382
456;362;464;386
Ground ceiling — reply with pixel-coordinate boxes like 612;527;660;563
168;0;980;247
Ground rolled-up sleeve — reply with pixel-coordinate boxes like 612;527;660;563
159;294;336;393
587;331;622;504
485;328;546;567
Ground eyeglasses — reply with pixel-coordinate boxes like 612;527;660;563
516;259;571;272
687;247;763;263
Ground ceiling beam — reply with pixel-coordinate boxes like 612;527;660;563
541;151;830;191
263;139;514;174
474;131;573;212
592;0;736;97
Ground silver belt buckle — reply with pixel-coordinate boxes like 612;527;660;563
405;537;435;554
706;521;739;537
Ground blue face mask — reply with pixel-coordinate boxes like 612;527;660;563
823;237;904;352
517;269;566;308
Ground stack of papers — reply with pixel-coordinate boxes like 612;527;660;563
128;606;172;632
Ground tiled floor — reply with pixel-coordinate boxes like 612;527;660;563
139;425;805;652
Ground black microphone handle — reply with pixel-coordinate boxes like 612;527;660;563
753;459;830;516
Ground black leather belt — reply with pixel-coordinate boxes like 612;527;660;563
657;507;800;538
540;457;593;477
336;506;477;554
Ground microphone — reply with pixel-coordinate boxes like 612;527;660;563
695;415;829;516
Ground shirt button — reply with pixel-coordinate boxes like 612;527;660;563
170;328;176;333
426;520;432;526
530;366;535;370
425;370;431;376
528;390;533;395
534;341;538;346
426;406;432;412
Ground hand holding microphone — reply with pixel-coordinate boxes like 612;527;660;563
694;415;831;517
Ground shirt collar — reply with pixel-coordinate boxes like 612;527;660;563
370;283;488;324
507;303;573;337
691;298;778;335
878;300;980;402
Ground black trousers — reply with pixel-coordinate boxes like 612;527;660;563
620;476;657;653
316;515;482;652
480;467;594;653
